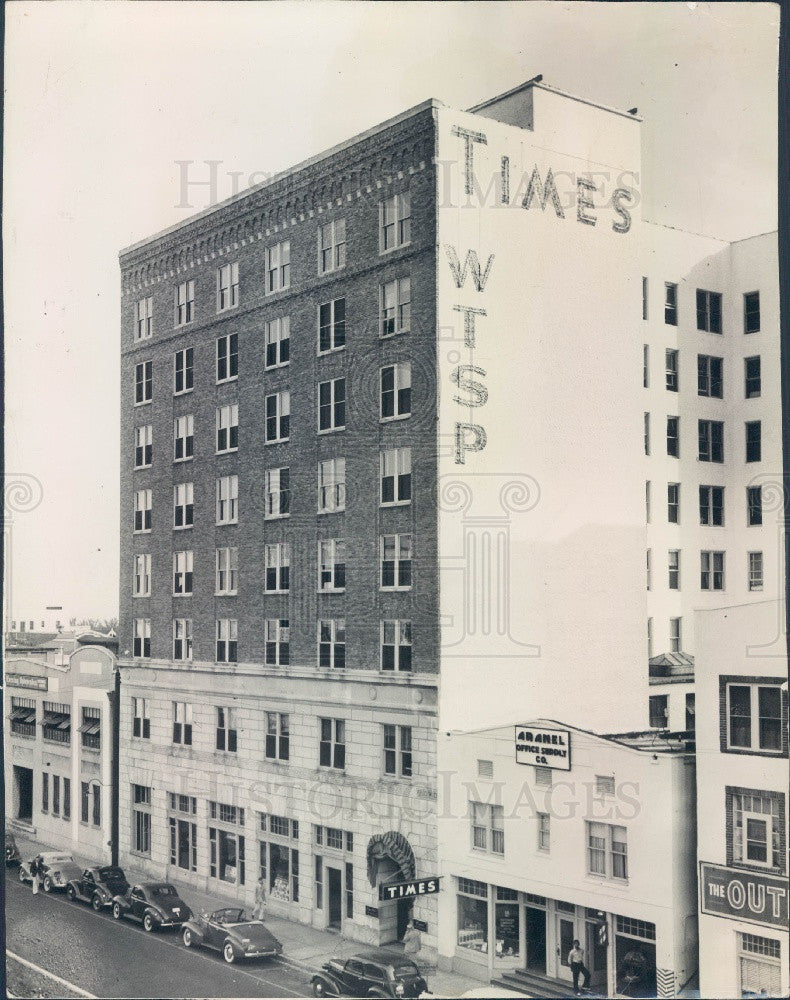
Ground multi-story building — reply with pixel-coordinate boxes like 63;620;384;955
695;600;788;999
4;644;117;859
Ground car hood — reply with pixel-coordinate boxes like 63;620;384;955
228;922;282;948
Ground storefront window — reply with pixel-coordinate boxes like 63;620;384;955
457;879;488;953
495;888;520;959
209;827;245;885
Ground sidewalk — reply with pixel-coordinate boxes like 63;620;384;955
9;829;478;999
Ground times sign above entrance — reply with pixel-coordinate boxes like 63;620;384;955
379;878;441;902
515;726;571;770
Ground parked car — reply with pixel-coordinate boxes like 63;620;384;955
5;833;21;866
181;907;283;964
111;882;191;932
66;866;129;910
18;852;82;892
311;952;429;998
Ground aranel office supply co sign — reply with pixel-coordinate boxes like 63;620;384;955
515;726;571;770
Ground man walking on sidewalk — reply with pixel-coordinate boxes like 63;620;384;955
253;876;267;920
568;939;590;995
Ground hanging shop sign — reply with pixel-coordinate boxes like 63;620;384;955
514;726;571;770
700;862;788;930
379;878;441;902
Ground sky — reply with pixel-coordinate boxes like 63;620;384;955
3;1;780;620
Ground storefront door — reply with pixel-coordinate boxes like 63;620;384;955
556;915;575;983
327;866;342;930
525;907;546;973
585;920;608;991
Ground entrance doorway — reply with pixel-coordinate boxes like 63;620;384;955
13;766;33;823
327;866;342;930
556;914;575;983
525;907;546;973
585;920;608;991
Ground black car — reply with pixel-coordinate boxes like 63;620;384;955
66;866;129;911
111;882;191;932
5;833;21;866
311;952;429;998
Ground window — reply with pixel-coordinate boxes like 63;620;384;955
265;391;290;443
63;777;71;819
133;554;151;597
265;316;290;369
643;345;649;388
10;698;36;737
380;533;412;590
380;192;411;252
746;421;762;463
216;404;239;453
470;802;505;855
665;349;678;391
135;296;153;341
699;485;724;526
81;707;101;751
587;822;628;879
748;486;763;526
132;697;150;739
380;448;411;505
380;363;412;420
667;483;680;524
730;789;784;870
174;348;194;394
81;782;89;824
319;718;346;769
537;813;550;852
135;360;153;404
641;276;648;320
216;707;238;752
381;620;412;672
265;620;290;667
745;356;761;398
174;482;194;528
535;766;552;788
744;291;760;334
666;416;679;457
318;299;345;354
686;693;695;732
596;775;616;796
134;425;152;468
133;619;151;659
318;619;346;669
174;414;194;462
169;811;197;872
645;481;651;523
318;540;346;591
697;288;722;333
698;354;723;398
217;261;239;311
701;550;725;590
457;878;489;952
132;784;152;855
216;620;238;664
175;280;195;326
173;550;193;595
738;933;782;997
646;549;651;590
383;724;412;777
42;702;70;744
318;458;346;513
264;467;290;518
209;828;245;885
725;682;783;753
216;333;238;383
318;218;346;273
172;702;193;746
668;550;680;590
749;552;764;592
647;618;653;659
643;413;650;455
216;475;238;524
173;619;193;661
664;282;677;325
649;695;668;729
699;420;724;462
266;240;290;293
215;546;238;595
209;801;245;825
265;712;290;760
318;378;346;432
670;617;682;653
264;542;290;592
380;277;411;336
259;835;300;902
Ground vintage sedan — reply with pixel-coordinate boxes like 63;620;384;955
111;882;191;932
66;865;129;910
182;907;283;964
311;952;429;998
5;833;21;866
18;852;83;892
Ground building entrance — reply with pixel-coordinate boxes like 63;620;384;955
556;913;575;983
13;766;33;823
525;906;546;973
327;866;343;930
585;918;608;991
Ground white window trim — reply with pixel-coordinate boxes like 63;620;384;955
741;810;773;869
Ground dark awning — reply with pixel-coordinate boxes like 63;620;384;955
79;720;100;735
11;706;36;722
43;710;70;725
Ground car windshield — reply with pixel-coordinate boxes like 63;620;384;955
215;908;247;923
151;886;177;897
393;962;420;978
47;855;74;864
98;867;125;881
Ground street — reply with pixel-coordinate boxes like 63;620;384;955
5;873;313;998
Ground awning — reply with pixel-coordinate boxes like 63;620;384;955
11;706;36;723
43;710;70;725
79;721;100;735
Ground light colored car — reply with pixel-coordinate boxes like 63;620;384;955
18;852;83;892
182;907;283;964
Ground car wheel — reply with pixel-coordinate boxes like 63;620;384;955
182;928;193;948
223;941;236;964
18;868;27;883
113;903;122;920
143;912;155;932
91;893;103;912
312;981;328;998
66;885;77;902
43;876;53;893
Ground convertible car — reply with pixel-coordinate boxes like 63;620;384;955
66;865;129;910
111;882;191;931
18;852;82;892
181;907;283;964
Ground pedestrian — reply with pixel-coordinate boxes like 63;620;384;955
252;876;266;920
30;855;40;896
403;919;423;965
568;939;590;996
